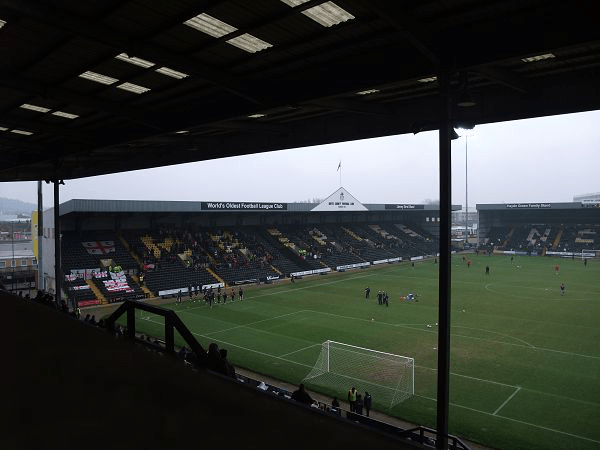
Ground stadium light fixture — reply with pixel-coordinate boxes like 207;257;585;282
356;89;380;95
281;0;355;27
115;53;155;68
20;104;51;113
184;13;272;53
117;82;151;94
156;67;189;79
79;71;119;85
51;111;79;119
184;13;236;37
0;19;6;29
521;53;555;63
10;129;34;135
227;34;273;53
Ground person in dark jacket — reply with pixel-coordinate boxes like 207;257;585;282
207;342;221;371
291;384;313;406
364;392;372;417
355;394;364;415
217;348;236;379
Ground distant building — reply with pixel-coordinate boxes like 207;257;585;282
573;193;600;202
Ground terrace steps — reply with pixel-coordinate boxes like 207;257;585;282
131;274;153;298
86;279;106;304
117;231;142;268
552;226;564;250
206;267;224;285
342;227;362;241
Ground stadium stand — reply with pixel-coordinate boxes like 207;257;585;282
57;221;441;304
557;224;600;253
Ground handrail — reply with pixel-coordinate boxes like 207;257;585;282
308;398;470;450
104;300;207;366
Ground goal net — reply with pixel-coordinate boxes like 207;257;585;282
302;340;414;409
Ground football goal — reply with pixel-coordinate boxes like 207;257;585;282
302;340;414;409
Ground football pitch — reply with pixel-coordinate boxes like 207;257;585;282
119;255;600;450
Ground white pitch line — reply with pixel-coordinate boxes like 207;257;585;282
484;283;598;302
205;310;306;336
140;316;600;442
493;386;521;415
175;272;376;315
144;316;315;370
453;325;535;348
279;343;320;358
304;309;600;360
415;394;600;445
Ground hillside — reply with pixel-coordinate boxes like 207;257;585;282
0;197;38;216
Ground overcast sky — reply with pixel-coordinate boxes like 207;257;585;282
1;110;599;209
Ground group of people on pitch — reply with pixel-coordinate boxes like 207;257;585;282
364;287;389;306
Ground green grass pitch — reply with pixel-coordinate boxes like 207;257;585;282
118;255;600;450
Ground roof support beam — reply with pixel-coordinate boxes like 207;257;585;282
473;66;531;94
366;0;440;67
307;98;393;116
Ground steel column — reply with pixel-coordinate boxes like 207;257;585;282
53;180;61;306
436;72;453;450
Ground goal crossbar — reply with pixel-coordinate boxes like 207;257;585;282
303;340;415;409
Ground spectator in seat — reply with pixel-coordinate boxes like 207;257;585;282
291;384;314;406
331;397;341;414
218;348;236;379
207;342;221;371
332;397;340;409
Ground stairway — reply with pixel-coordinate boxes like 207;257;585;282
342;227;362;241
501;227;515;249
131;274;153;298
86;279;106;304
552;226;564;250
206;267;225;285
117;232;143;267
141;235;161;259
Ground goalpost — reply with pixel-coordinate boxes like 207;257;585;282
302;340;414;409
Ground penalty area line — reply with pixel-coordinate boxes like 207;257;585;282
492;386;521;415
415;394;600;444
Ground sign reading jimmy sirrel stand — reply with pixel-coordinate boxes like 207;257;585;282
311;187;368;212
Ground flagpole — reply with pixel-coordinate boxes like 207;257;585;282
338;161;342;186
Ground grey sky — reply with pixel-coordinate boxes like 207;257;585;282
1;110;599;209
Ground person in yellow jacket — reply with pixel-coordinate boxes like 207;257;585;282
347;386;357;412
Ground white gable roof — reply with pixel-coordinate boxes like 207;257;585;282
311;187;367;212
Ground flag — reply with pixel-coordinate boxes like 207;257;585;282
337;161;341;171
82;241;115;255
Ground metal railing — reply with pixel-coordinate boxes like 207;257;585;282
104;300;207;365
